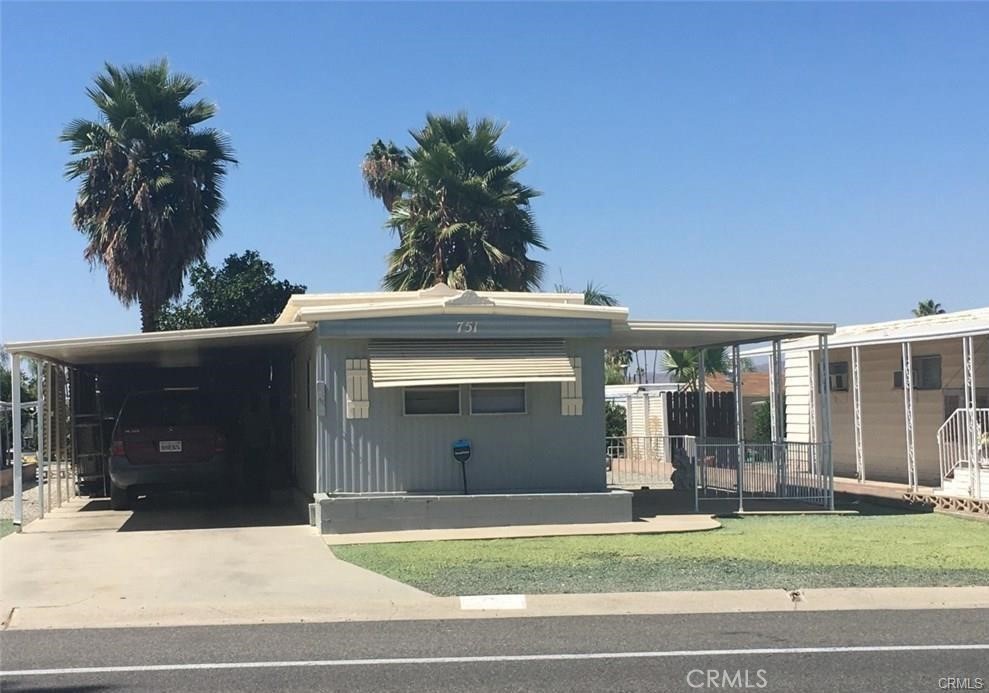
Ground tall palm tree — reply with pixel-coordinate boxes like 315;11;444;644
370;112;546;291
665;348;729;391
61;59;236;332
361;139;408;214
912;299;946;317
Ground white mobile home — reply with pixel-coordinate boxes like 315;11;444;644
5;284;835;532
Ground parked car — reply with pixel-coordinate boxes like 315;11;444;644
108;389;227;510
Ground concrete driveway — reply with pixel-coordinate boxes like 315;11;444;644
0;496;430;630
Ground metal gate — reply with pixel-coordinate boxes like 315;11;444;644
694;440;833;509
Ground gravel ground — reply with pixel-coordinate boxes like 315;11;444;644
0;478;45;526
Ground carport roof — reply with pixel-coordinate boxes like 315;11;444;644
605;320;835;350
3;323;313;366
5;285;836;365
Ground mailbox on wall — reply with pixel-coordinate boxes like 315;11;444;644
453;439;472;464
453;439;472;494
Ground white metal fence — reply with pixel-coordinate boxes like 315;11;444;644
605;435;696;488
695;441;832;508
606;435;833;509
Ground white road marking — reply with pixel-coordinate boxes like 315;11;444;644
3;644;989;677
459;594;528;610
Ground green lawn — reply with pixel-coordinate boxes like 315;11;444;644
0;520;14;539
332;512;989;596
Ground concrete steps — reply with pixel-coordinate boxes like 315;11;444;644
937;465;989;500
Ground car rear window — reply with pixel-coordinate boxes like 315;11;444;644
119;391;216;428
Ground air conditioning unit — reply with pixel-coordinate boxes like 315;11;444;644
830;373;848;391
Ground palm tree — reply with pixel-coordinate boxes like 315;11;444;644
61;59;236;332
665;348;729;391
361;139;408;214
370;112;546;291
565;281;626;383
912;299;946;317
554;279;618;307
580;281;618;307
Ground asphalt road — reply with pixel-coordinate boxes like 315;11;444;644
1;609;987;692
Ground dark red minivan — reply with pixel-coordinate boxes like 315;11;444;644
108;389;227;509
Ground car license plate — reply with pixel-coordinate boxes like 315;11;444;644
159;440;182;453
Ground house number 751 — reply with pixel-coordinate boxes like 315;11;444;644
457;321;479;333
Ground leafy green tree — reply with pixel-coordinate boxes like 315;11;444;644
0;352;36;403
365;112;546;291
912;299;946;317
605;401;627;438
664;348;729;390
753;402;772;443
157;250;306;330
61;59;236;332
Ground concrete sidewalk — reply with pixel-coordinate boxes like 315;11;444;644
323;514;720;545
5;583;988;631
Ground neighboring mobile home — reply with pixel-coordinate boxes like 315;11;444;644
758;308;989;501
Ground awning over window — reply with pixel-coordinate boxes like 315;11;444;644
367;339;577;388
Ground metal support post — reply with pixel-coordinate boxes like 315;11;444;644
851;345;864;482
55;366;62;508
769;340;786;494
68;367;76;500
901;342;917;490
12;354;23;529
962;336;979;498
819;335;834;510
732;345;744;512
36;359;45;519
695;350;706;513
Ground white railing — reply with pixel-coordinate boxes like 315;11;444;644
606;435;696;488
937;408;989;496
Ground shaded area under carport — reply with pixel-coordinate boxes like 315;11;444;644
3;323;314;529
74;492;307;532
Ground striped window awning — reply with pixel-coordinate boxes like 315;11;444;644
367;339;577;388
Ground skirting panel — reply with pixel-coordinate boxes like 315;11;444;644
314;490;633;534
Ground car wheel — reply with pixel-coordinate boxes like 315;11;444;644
109;482;130;511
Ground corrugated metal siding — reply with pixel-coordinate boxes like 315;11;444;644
317;337;606;494
625;392;665;437
367;339;575;387
784;351;812;443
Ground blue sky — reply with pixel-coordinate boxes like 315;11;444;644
2;2;987;341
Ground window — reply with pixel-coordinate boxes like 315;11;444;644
470;384;526;414
819;361;849;392
894;354;942;390
944;389;989;421
404;386;461;415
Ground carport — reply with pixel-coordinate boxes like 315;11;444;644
4;322;314;528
